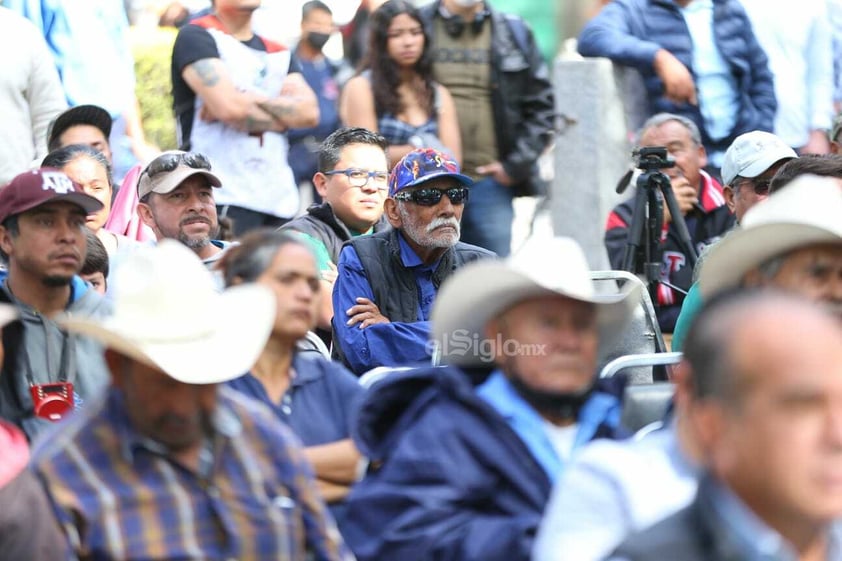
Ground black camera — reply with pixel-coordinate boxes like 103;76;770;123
30;382;74;422
634;146;676;172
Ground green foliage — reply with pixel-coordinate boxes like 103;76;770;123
132;26;178;150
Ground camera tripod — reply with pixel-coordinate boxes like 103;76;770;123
618;147;699;304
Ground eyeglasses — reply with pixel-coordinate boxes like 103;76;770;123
734;177;772;196
394;186;470;206
144;152;211;178
324;168;389;189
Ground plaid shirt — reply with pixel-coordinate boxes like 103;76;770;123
30;386;354;561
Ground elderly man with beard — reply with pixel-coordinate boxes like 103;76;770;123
331;148;495;375
137;151;232;270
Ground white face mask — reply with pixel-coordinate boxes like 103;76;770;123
451;0;483;8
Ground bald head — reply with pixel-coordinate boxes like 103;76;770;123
684;289;842;408
685;289;842;536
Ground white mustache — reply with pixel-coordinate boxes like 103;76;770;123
426;216;460;234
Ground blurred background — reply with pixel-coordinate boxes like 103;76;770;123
127;0;603;151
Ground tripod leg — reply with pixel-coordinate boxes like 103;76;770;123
659;178;698;269
645;187;663;286
621;181;650;272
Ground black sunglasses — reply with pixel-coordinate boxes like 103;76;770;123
145;152;211;178
394;186;470;206
734;177;771;196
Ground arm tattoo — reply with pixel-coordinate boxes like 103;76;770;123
257;100;296;121
192;59;220;87
244;114;274;133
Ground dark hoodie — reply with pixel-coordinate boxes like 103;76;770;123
0;275;112;441
343;365;625;561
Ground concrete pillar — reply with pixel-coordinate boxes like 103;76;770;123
550;57;645;270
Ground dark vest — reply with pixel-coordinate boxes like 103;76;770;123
331;229;495;369
349;228;495;324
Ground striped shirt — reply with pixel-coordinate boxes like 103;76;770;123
30;386;354;561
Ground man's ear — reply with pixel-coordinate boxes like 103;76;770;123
0;225;13;258
136;202;156;229
313;172;329;201
690;399;729;470
384;198;402;228
723;185;736;214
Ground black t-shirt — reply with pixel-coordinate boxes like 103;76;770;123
171;21;301;148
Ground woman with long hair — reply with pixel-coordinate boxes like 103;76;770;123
339;0;461;166
218;229;363;528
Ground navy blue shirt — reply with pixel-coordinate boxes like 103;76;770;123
225;353;362;446
225;352;363;531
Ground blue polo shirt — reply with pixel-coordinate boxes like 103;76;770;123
225;352;363;530
225;353;363;446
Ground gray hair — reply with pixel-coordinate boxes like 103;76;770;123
637;113;703;147
42;144;114;188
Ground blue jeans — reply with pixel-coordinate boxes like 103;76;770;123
459;176;514;256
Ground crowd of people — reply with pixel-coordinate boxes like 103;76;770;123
0;0;840;560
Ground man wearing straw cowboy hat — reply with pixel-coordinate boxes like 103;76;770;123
699;173;842;319
341;236;639;561
30;241;353;561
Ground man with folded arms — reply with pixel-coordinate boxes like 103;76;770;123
331;147;494;375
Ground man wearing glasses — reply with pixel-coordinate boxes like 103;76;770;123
720;131;797;224
671;130;796;350
282;127;391;340
331;148;495;376
137;151;230;270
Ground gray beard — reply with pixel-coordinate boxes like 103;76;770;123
180;234;211;251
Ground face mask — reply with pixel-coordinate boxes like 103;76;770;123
305;31;331;51
452;0;483;7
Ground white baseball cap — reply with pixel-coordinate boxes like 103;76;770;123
720;131;797;186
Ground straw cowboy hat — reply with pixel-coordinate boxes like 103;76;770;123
431;236;640;367
700;174;842;297
58;240;275;384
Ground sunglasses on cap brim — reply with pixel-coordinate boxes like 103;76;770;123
144;153;212;178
